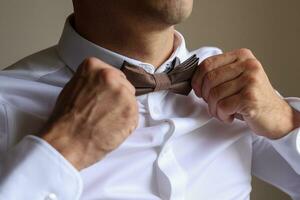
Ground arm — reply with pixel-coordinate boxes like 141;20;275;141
251;98;300;199
0;57;138;199
191;48;300;198
0;101;82;199
0;134;83;200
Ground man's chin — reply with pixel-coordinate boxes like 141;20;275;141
151;6;192;26
164;12;192;25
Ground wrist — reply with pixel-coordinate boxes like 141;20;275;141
39;123;81;169
39;121;107;170
269;101;300;140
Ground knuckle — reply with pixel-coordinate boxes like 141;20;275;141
237;48;252;56
108;83;120;92
78;57;100;75
113;85;128;96
83;57;100;69
217;99;229;112
243;59;261;71
227;64;236;71
209;87;220;101
83;64;95;74
100;68;117;84
243;106;257;118
78;64;90;75
244;74;258;85
205;71;217;84
201;58;213;71
242;89;257;102
123;102;138;119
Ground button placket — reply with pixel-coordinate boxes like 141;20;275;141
157;142;188;200
147;91;168;121
148;92;188;199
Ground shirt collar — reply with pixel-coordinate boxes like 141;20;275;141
57;15;190;74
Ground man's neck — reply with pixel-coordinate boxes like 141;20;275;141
73;7;175;68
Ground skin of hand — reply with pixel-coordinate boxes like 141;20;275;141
39;57;139;170
191;48;300;140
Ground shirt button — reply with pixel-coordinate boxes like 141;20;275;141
45;193;57;200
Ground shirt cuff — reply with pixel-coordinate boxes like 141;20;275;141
0;135;83;200
267;97;300;174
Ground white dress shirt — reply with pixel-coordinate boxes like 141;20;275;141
0;17;300;200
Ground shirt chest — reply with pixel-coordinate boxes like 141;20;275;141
78;91;253;199
2;74;254;200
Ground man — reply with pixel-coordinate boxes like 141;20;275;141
0;0;300;199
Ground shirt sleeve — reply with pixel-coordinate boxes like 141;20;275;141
251;97;300;199
0;101;83;200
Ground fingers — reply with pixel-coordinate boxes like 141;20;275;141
201;61;246;101
192;48;256;97
78;57;126;78
192;54;236;97
115;75;136;95
191;48;261;124
214;85;260;123
207;73;248;119
96;67;136;95
76;57;136;95
216;93;242;123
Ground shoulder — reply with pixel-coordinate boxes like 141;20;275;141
0;46;70;120
0;46;68;81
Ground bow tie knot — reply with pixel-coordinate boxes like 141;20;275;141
121;55;199;96
153;73;172;91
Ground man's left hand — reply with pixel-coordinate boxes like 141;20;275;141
192;48;300;139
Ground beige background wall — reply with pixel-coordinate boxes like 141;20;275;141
1;0;299;199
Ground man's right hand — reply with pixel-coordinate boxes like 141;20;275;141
39;57;139;170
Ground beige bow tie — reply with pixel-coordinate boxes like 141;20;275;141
121;55;199;96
